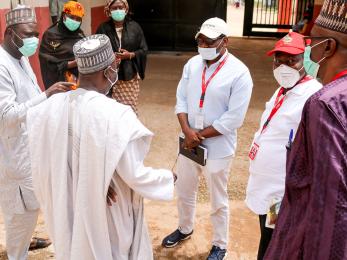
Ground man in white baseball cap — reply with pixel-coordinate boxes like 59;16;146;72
162;17;253;260
195;17;230;40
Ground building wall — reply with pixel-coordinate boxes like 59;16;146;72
313;0;324;22
305;0;324;35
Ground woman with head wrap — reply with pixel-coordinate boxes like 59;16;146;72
96;0;148;115
39;1;85;90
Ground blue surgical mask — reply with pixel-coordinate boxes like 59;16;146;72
12;30;39;57
111;10;126;22
63;17;81;32
303;39;328;78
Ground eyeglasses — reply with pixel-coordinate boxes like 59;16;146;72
273;55;303;67
196;37;223;47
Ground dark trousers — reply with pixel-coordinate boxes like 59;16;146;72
257;214;274;260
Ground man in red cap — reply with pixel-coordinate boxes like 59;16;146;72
265;0;347;259
245;31;322;260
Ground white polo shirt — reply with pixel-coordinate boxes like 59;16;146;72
175;51;253;159
246;78;322;215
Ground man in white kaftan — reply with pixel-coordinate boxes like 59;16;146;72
26;34;175;260
0;6;71;259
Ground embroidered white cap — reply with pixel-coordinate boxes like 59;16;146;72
195;17;230;40
5;5;36;27
73;34;115;74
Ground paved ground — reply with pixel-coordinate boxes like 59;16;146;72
0;37;278;259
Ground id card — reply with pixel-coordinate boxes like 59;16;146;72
194;112;204;130
249;136;261;160
248;142;260;160
265;197;282;229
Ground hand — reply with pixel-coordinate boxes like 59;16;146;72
173;173;177;183
45;82;74;98
107;185;117;206
67;60;77;69
116;48;135;60
182;128;204;149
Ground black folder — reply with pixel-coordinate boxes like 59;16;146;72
179;136;207;166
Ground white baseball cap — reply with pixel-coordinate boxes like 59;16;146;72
195;17;230;40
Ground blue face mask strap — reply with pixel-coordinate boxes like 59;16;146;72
104;65;118;83
311;38;329;49
298;65;305;73
308;39;329;65
10;29;23;49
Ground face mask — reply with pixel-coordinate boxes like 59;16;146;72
111;10;126;22
63;17;81;32
104;66;118;94
198;39;223;61
12;30;39;57
303;39;328;78
273;64;304;88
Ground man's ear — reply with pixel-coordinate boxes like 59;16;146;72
324;38;337;58
223;36;229;47
5;27;11;37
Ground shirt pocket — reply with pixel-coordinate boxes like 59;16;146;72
2;132;31;181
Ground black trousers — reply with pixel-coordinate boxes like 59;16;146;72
257;214;274;260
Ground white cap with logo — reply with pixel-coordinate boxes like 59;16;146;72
195;17;230;40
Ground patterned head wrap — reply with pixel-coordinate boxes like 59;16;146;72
73;34;115;74
315;0;347;33
105;0;129;15
5;5;36;27
63;1;85;18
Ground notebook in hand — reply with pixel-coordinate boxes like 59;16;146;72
179;136;207;166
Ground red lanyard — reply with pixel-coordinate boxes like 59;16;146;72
260;75;312;134
260;87;285;134
332;70;347;81
199;55;229;109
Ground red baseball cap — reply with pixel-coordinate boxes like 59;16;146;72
267;32;305;56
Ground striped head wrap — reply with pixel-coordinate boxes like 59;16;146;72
105;0;129;15
63;1;85;18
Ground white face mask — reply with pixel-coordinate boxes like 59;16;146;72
273;64;304;89
104;66;118;95
198;39;223;61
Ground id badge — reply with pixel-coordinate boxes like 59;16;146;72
194;112;204;130
248;136;260;160
265;197;282;229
